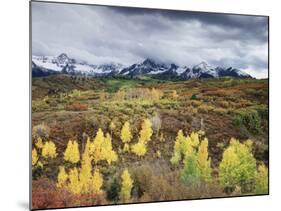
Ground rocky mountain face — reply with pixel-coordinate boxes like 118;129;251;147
32;53;252;79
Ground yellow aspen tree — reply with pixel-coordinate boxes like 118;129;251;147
68;167;81;194
139;118;153;144
81;138;92;165
42;141;57;159
181;152;200;184
219;138;256;192
57;166;68;188
255;163;268;194
32;148;39;166
197;138;212;182
109;121;116;136
244;139;253;151
189;132;200;148
120;121;132;152
102;133;117;164
64;140;80;164
35;137;43;149
170;130;186;165
90;128;105;163
92;169;103;194
120;169;133;202
80;139;93;193
131;142;147;157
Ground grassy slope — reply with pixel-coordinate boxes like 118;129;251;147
32;75;269;170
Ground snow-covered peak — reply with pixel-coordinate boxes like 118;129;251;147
32;54;252;79
193;61;213;72
56;53;72;65
32;54;125;75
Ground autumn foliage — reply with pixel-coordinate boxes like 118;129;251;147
32;119;268;209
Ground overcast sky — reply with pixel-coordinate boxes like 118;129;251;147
32;2;268;78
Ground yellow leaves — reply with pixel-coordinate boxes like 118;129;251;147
90;129;118;164
32;148;39;166
121;121;132;144
219;147;240;188
120;169;133;201
197;138;212;182
92;169;103;194
255;163;268;194
170;130;193;165
170;130;186;165
109;121;116;133
90;128;105;163
35;137;43;149
189;132;200;148
123;143;130;152
64;140;80;164
131;142;147;157
219;138;257;192
244;139;253;151
131;119;152;157
57;166;68;188
68;167;81;194
119;122;131;149
80;139;93;193
103;133;118;164
139;118;153;144
42;141;57;159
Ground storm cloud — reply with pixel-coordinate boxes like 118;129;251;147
31;2;268;78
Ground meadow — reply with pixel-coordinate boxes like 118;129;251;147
31;75;269;209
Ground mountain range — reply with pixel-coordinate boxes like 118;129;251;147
32;53;252;79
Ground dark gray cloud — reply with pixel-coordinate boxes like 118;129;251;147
32;2;268;78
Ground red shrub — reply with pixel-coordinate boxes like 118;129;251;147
32;178;107;209
65;102;88;111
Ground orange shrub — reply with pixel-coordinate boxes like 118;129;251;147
65;102;88;111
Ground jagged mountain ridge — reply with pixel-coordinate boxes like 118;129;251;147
32;53;124;77
32;53;252;79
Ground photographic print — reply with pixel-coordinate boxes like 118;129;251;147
30;1;269;210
